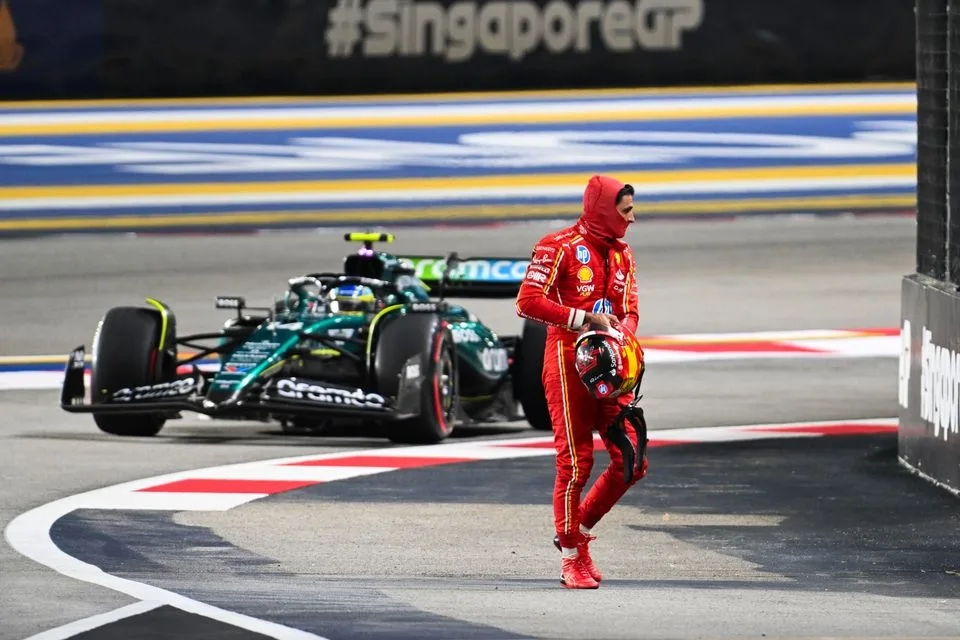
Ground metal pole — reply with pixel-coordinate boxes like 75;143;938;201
947;0;953;283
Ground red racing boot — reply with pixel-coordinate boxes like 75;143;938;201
554;533;602;583
561;555;599;589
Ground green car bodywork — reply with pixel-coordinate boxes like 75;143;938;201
60;232;549;443
212;245;514;414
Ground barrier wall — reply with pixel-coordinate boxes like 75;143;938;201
0;0;916;100
899;275;960;495
903;0;960;496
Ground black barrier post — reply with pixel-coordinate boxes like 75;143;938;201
899;0;960;497
916;0;949;281
899;276;960;494
949;0;960;286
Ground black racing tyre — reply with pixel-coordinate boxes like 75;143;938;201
375;312;459;444
513;320;552;431
90;307;173;437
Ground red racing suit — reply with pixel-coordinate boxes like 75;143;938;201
515;176;647;549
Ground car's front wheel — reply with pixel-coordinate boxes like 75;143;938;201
90;306;174;437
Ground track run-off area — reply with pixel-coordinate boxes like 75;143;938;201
1;83;958;640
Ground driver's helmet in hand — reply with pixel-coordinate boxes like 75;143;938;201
573;323;645;399
327;284;377;314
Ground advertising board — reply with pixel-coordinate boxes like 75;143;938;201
898;274;960;495
0;0;916;100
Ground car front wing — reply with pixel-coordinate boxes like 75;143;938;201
59;346;424;421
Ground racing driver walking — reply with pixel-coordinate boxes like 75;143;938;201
515;174;648;589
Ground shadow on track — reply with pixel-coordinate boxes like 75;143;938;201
628;434;960;599
290;432;960;600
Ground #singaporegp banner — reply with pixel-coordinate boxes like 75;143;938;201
0;0;915;99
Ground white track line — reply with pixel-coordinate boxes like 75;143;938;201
22;601;162;640
3;418;898;639
5;497;330;638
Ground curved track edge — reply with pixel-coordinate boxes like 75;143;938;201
4;418;898;639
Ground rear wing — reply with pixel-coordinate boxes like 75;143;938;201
400;255;530;298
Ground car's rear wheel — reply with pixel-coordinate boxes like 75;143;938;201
513;320;552;431
90;307;173;437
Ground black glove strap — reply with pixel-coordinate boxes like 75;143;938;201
602;367;649;484
606;403;649;484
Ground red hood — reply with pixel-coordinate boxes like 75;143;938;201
577;175;630;246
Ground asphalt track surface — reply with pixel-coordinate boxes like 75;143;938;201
2;215;958;640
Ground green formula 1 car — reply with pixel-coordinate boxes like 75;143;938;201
59;232;552;444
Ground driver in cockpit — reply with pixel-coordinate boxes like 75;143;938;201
326;284;378;315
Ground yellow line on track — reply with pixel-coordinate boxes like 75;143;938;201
0;105;917;137
0;164;916;200
0;356;68;364
0;194;915;232
0;82;917;110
